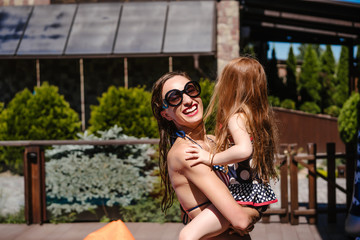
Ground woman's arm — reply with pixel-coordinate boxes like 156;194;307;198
185;113;252;166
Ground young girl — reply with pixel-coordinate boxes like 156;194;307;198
181;56;279;239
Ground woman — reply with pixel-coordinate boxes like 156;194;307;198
151;72;260;239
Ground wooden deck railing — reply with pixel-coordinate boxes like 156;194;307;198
0;140;354;225
262;148;289;223
0;139;159;225
288;142;352;225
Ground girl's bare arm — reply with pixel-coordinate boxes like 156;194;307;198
185;113;252;166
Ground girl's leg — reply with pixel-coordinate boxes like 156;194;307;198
179;204;230;240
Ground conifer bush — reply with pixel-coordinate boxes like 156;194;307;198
280;99;296;110
0;83;81;174
324;105;340;117
199;78;215;133
89;86;158;138
268;96;281;107
299;101;321;114
338;93;359;144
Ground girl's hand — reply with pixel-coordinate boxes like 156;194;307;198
184;145;212;167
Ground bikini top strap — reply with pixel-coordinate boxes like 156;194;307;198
185;136;202;149
207;136;215;145
174;130;203;149
174;131;216;150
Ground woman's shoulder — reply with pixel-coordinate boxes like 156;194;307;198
167;138;191;168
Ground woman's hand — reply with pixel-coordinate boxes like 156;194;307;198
184;144;212;167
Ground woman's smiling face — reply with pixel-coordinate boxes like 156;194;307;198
160;75;203;131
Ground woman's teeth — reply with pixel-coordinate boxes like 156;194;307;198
184;105;197;114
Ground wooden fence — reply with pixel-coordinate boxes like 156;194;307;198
263;142;354;225
0;139;355;225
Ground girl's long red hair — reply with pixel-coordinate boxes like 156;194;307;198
205;57;279;182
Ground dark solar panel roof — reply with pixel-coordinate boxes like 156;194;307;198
114;2;167;54
0;1;216;58
65;3;122;55
163;1;215;53
17;4;75;55
0;6;32;55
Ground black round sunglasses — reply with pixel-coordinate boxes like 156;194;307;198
162;81;201;109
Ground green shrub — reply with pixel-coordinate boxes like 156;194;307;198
280;99;296;110
0;82;81;174
0;207;25;224
324;105;340;117
268;95;280;107
0;89;32;140
45;125;157;219
199;78;215;133
299;101;321;114
338;92;359;144
0;102;4;114
89;86;157;138
119;170;180;223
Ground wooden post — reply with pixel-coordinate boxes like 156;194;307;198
327;142;336;223
124;57;128;89
79;58;85;131
307;143;317;224
290;148;299;225
36;59;40;88
169;56;173;72
24;146;46;225
280;153;289;223
346;143;356;210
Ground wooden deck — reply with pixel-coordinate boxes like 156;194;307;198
0;212;350;240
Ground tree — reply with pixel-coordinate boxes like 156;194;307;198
313;44;324;59
266;48;285;99
297;44;323;61
296;43;308;61
241;43;256;58
333;45;349;107
319;45;336;112
299;45;321;106
285;45;298;103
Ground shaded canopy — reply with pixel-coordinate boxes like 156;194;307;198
240;0;360;46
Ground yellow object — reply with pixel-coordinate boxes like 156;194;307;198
84;220;135;240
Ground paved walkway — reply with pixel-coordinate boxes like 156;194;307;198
0;213;349;240
0;172;23;216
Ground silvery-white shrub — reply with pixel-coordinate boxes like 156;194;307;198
45;125;156;217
